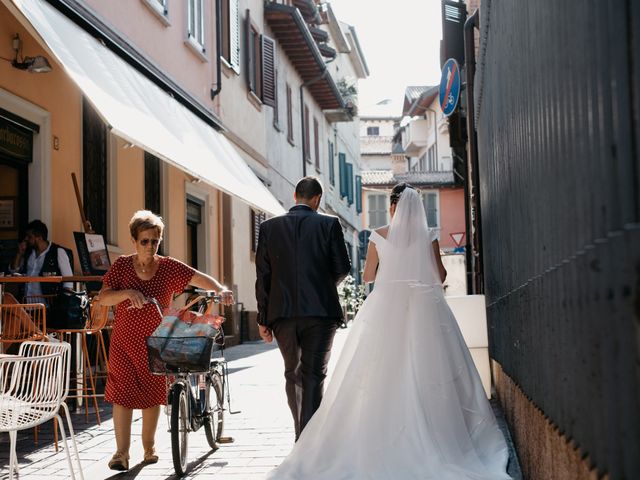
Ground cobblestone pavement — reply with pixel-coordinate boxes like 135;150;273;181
0;326;522;479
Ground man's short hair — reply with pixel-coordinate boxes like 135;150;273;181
295;176;323;200
26;220;48;241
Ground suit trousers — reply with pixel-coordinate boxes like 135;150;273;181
272;316;338;440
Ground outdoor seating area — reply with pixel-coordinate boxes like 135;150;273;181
0;275;106;478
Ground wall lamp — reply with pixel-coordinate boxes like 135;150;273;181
0;34;52;73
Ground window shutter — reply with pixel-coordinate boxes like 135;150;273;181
328;141;335;186
313;118;320;169
339;153;346;198
245;9;253;90
261;35;276;107
355;175;362;214
230;0;240;73
304;106;310;160
424;192;438;227
346;162;354;205
251;210;266;253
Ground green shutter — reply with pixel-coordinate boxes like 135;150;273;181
339;153;346;198
329;141;335;186
346;162;354;205
355;175;362;213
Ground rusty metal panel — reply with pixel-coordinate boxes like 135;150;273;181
476;0;640;477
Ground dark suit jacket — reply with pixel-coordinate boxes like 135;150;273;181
255;204;351;326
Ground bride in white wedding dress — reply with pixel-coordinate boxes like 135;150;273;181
266;184;511;480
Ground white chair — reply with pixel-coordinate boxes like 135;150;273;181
0;341;84;479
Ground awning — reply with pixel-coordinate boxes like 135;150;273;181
6;0;285;217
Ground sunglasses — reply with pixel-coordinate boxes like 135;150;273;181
139;238;160;247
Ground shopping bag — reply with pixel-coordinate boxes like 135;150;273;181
147;296;225;371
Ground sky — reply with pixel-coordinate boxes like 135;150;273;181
328;0;443;117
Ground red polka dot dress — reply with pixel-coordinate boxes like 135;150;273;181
103;255;195;409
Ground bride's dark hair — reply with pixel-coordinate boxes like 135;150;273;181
390;183;416;205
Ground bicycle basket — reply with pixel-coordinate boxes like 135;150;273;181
146;336;215;373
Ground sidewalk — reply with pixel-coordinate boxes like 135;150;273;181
1;327;522;479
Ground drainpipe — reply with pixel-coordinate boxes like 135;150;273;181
300;70;329;177
210;0;222;99
464;9;483;293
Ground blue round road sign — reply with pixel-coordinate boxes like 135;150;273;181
439;58;461;117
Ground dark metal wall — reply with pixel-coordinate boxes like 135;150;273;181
475;0;640;478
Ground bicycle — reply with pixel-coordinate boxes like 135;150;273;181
145;290;239;476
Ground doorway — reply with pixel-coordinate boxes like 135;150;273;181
0;111;34;271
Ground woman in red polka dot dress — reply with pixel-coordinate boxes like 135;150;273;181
99;210;234;471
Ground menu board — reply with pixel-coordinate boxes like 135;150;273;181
73;231;111;275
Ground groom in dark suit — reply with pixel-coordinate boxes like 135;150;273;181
255;176;351;439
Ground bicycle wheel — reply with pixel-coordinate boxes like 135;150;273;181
203;371;224;448
171;383;189;476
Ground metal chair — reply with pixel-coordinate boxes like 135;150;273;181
48;297;110;424
0;341;83;479
0;298;47;351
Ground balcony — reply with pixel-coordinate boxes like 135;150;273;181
265;2;344;110
402;118;430;155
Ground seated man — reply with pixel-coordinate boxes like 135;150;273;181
9;220;73;303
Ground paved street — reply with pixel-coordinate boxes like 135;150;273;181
1;327;521;479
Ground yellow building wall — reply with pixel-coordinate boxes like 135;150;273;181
1;2;224;282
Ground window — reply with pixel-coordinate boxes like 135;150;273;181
286;83;293;143
142;0;169;22
303;105;310;161
82;98;108;238
187;0;205;50
313;118;320;170
423;191;439;228
221;0;240;73
328;140;335;186
186;197;203;268
366;126;379;136
251;210;267;253
355;175;362;214
245;11;262;98
368;194;388;229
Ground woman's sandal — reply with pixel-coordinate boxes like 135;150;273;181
108;451;130;471
143;447;159;464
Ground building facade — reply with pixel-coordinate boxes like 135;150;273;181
0;0;365;342
359;87;466;294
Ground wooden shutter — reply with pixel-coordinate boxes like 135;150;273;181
355;175;362;213
425;192;438;227
82;97;107;236
286;84;293;142
245;9;253;91
304;106;310;160
346;162;354;205
339;153;346;198
261;35;276;107
229;0;240;73
313;118;320;169
251;210;266;253
328;140;335;185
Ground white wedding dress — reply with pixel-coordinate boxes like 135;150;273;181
266;189;511;480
